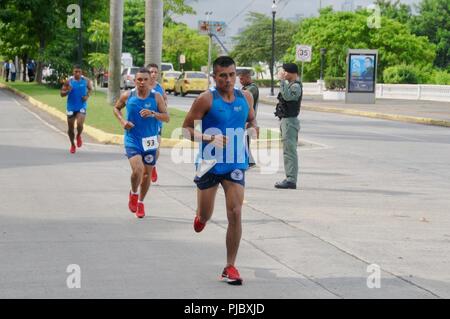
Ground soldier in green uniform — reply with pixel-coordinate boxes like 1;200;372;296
274;63;302;189
239;69;259;168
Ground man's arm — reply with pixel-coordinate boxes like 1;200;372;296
82;78;93;101
60;80;71;97
182;91;227;148
243;90;259;138
279;80;302;101
140;93;170;123
113;91;134;130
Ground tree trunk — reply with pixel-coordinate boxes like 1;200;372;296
108;0;124;105
22;56;28;82
36;37;46;84
145;0;164;71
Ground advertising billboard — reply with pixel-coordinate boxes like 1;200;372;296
348;53;376;93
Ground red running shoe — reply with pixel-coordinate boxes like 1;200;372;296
136;202;145;219
193;216;206;233
128;192;139;213
151;166;158;183
70;145;76;154
221;265;243;285
76;134;83;148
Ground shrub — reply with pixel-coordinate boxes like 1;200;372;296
383;65;420;84
324;76;346;91
431;70;450;85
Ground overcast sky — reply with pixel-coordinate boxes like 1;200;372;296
173;0;421;48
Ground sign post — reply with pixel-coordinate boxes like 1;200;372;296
295;45;312;81
179;54;185;72
198;20;226;85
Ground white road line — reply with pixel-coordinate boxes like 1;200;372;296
12;97;66;137
11;95;113;148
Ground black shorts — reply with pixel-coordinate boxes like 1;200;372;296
194;169;245;190
67;108;87;119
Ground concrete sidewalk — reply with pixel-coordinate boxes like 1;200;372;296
259;88;450;127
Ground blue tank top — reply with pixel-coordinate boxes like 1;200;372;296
153;83;164;130
198;88;249;174
67;76;88;112
124;89;160;152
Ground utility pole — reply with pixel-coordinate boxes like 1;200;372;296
205;11;213;85
270;1;277;96
108;0;124;105
145;0;164;71
77;0;83;66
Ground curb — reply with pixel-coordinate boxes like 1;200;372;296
259;98;450;128
0;82;189;147
0;83;282;148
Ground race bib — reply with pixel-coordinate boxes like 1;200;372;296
142;136;159;151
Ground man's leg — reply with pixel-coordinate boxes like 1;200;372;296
67;116;76;152
221;180;244;267
75;113;86;147
196;185;219;225
281;117;299;184
151;135;161;183
128;155;144;193
139;164;153;202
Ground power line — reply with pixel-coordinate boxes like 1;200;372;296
227;0;258;25
276;0;292;16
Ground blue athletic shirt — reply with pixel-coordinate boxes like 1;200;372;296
198;87;249;174
153;83;165;132
67;76;88;112
124;89;160;152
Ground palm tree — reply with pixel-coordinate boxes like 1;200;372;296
108;0;124;105
145;0;164;69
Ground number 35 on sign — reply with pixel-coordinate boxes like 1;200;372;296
296;45;312;62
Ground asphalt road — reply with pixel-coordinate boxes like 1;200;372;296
1;89;449;299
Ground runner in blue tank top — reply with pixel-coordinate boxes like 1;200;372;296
182;56;258;285
147;63;169;184
60;65;93;154
113;67;169;219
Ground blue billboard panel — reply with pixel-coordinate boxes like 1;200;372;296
348;54;376;93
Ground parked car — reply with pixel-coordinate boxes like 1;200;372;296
161;71;182;94
121;67;140;89
174;71;209;97
161;62;174;72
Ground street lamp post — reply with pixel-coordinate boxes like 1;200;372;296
205;11;213;86
78;0;83;66
270;1;277;97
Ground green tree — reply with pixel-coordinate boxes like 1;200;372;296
0;0;109;82
163;23;216;70
285;9;435;82
122;0;196;67
410;0;450;69
88;20;110;88
375;0;412;24
231;12;299;68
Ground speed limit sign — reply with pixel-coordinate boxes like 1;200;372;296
296;45;312;62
